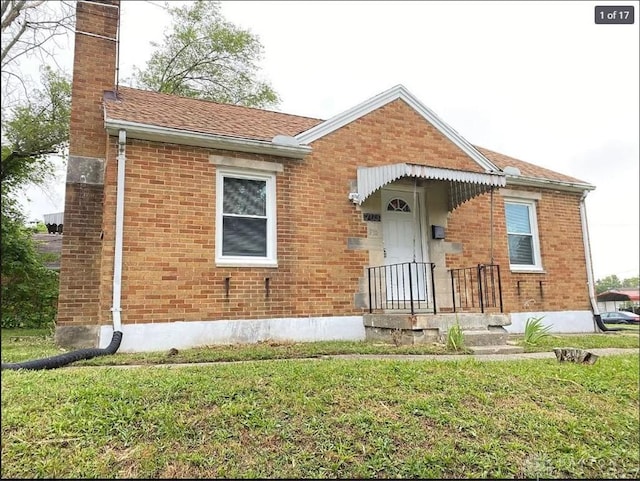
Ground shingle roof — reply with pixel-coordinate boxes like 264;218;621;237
104;87;590;187
475;146;590;186
104;86;323;141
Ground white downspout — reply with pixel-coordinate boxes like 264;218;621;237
580;189;599;331
111;129;127;332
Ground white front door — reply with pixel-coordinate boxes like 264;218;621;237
381;189;428;303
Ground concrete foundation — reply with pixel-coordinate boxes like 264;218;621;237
54;325;100;349
90;315;366;353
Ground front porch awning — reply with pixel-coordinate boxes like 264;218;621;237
352;163;506;210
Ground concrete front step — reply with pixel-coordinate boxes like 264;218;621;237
462;329;508;346
363;313;515;348
364;312;510;330
469;345;525;355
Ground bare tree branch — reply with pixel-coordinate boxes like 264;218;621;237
0;14;27;63
1;0;73;70
1;0;29;31
1;67;29;102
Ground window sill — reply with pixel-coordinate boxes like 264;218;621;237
510;266;546;274
215;259;278;268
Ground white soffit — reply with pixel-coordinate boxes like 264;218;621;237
355;163;506;210
295;84;501;173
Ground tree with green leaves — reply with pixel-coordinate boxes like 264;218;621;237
1;66;70;329
595;275;639;294
595;275;621;294
1;65;70;192
133;0;279;108
1;200;60;328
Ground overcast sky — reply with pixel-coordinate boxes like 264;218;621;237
19;0;639;282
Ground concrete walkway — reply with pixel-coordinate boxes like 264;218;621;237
94;347;639;369
326;347;639;363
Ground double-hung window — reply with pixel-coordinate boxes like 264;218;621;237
504;199;542;271
216;168;277;267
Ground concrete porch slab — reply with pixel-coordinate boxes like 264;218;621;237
363;312;513;348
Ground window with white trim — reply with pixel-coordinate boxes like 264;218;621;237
216;169;277;266
504;199;542;271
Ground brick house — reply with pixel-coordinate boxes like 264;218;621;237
57;0;598;352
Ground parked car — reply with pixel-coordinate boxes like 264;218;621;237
601;311;640;324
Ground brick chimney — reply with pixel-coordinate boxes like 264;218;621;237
56;0;120;347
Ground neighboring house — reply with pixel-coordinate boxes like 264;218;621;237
33;233;63;271
597;288;640;313
43;212;64;234
57;0;598;352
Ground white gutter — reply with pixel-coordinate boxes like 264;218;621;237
579;189;599;331
105;118;312;159
110;129;127;332
506;174;595;193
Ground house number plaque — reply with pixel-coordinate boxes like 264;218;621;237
363;213;381;222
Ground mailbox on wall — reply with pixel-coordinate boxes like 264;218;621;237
432;225;445;240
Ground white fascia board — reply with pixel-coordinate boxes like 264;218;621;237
505;174;595;193
105;118;312;159
295;85;406;144
295;84;500;173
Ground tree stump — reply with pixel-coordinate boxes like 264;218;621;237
553;348;598;364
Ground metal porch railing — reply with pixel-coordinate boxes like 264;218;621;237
367;262;436;315
449;264;503;313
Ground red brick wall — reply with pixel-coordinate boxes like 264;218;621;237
68;1;118;158
57;184;105;326
58;1;119;327
310;99;487;173
97;137;369;324
445;187;591;313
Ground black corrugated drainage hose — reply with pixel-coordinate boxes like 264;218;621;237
593;314;623;333
1;331;123;371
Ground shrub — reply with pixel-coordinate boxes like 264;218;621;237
1;211;59;329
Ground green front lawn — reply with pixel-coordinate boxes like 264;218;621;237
2;328;638;366
2;351;638;478
520;330;639;352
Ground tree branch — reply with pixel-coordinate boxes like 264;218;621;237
1;0;27;31
1;17;27;64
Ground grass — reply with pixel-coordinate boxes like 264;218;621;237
2;327;638;366
2;328;639;478
2;351;638;478
605;322;640;331
518;329;639;353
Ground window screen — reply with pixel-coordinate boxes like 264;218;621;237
222;177;267;257
505;202;535;265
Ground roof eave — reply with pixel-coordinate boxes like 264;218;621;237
104;118;312;159
506;174;595;193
